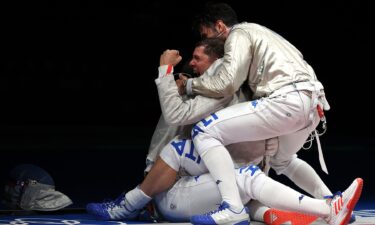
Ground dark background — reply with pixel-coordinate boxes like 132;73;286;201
1;0;373;208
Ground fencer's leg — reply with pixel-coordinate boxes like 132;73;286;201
87;186;151;220
155;173;222;222
247;171;330;218
88;138;207;221
192;120;244;211
140;157;178;197
250;176;363;225
87;158;172;220
281;157;332;198
271;127;332;198
198;145;244;210
141;137;208;197
246;192;319;225
191;146;249;225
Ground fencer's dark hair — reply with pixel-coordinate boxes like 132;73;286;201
196;38;225;59
193;2;238;32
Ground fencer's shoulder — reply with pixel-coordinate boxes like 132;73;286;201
231;23;271;37
233;22;263;30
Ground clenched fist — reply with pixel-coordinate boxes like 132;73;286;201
160;49;182;66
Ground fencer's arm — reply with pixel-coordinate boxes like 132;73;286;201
186;28;252;97
156;73;233;126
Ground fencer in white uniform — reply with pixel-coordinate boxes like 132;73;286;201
177;4;334;224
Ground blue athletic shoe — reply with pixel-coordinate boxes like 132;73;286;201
86;193;139;220
190;201;250;225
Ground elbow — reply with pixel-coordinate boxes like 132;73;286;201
223;83;236;96
212;79;237;97
215;81;236;97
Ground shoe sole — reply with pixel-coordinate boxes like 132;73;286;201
264;209;318;225
340;178;363;225
192;221;249;225
191;216;250;225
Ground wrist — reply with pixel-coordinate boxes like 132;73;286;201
158;64;174;78
166;64;173;75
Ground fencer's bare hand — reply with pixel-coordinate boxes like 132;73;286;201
160;49;182;66
176;74;188;95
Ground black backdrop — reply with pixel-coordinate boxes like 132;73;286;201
1;0;373;208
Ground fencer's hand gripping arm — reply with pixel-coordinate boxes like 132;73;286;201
157;57;234;125
186;28;252;97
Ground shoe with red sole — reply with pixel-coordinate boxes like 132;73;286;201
325;178;363;225
264;208;318;225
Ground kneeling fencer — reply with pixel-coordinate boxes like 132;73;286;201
87;38;362;225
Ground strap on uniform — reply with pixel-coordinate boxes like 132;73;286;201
310;84;329;174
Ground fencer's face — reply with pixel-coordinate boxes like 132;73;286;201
200;26;222;39
200;22;228;40
189;46;216;76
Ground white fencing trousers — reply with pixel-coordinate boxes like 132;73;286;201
159;136;274;176
192;90;321;173
154;164;330;222
154;165;263;222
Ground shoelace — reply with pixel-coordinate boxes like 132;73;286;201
324;191;343;199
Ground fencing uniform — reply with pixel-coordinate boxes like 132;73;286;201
185;22;331;209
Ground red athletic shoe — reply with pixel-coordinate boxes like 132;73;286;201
325;178;363;225
264;208;318;225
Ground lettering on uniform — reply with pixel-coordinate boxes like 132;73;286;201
191;125;203;139
201;113;219;127
192;113;219;139
171;139;187;156
185;142;201;164
171;139;201;164
239;164;259;176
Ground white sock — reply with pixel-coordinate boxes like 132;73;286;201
125;186;152;210
252;173;329;217
282;158;332;198
200;145;243;211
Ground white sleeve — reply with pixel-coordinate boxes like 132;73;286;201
158;64;174;79
145;116;182;173
156;75;233;126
